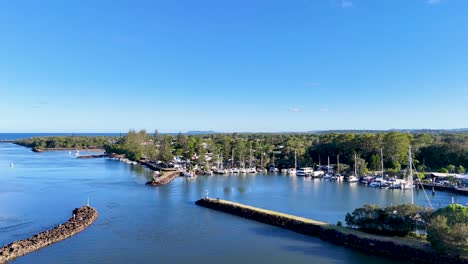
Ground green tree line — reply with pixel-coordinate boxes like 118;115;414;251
103;130;467;173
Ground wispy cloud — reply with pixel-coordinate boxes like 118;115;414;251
340;0;353;8
289;107;302;113
427;0;442;4
320;108;329;112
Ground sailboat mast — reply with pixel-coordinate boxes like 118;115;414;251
294;150;297;169
232;149;234;168
249;148;252;168
261;152;264;168
409;145;414;204
337;155;340;174
381;148;384;178
354;154;358;176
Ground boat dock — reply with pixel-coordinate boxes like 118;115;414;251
195;198;466;264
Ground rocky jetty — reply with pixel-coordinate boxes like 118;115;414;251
196;198;466;264
77;154;109;159
146;171;181;186
0;206;98;263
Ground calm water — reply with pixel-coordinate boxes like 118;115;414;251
0;143;466;264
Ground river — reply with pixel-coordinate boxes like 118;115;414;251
0;143;466;263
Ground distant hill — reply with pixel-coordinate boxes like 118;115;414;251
185;131;217;135
308;129;468;134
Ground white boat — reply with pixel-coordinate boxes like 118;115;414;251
227;168;234;174
247;167;257;173
184;171;194;178
10;163;14;167
312;170;325;178
347;154;359;182
240;168;247;173
232;168;240;173
257;168;267;173
281;169;287;174
269;167;278;173
297;167;313;177
347;175;359;182
323;174;331;179
331;174;344;181
287;168;296;175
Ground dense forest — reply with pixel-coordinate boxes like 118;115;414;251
101;130;467;174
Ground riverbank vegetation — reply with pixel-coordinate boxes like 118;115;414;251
15;136;115;152
346;203;467;258
103;130;467;174
15;130;467;174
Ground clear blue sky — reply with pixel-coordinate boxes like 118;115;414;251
1;0;467;133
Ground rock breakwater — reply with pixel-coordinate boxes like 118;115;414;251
196;198;466;264
0;206;98;263
146;171;181;186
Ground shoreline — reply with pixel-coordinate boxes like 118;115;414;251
0;206;98;263
32;148;105;152
196;198;466;264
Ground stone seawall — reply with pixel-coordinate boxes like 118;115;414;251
196;198;466;264
146;171;181;186
0;206;98;263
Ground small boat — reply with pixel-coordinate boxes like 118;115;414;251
347;154;359;182
10;163;14;167
347;175;359;182
311;170;325;178
184;171;194;178
269;167;279;173
323;173;331;180
296;167;313;177
240;168;247;173
257;168;267;173
331;174;344;181
281;169;287;174
287;168;296;175
232;168;240;173
247;167;257;173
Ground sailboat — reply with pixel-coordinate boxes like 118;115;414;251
247;148;257;173
401;146;415;191
347;154;359;182
370;149;388;188
287;150;297;175
331;155;344;181
269;151;278;173
323;156;331;179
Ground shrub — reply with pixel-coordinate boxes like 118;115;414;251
345;204;433;237
426;204;468;257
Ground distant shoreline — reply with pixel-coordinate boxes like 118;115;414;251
31;147;105;152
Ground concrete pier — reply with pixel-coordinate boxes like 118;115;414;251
0;206;98;263
195;198;466;264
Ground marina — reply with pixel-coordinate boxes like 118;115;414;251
1;143;466;263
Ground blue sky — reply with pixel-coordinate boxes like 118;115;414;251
1;0;467;133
